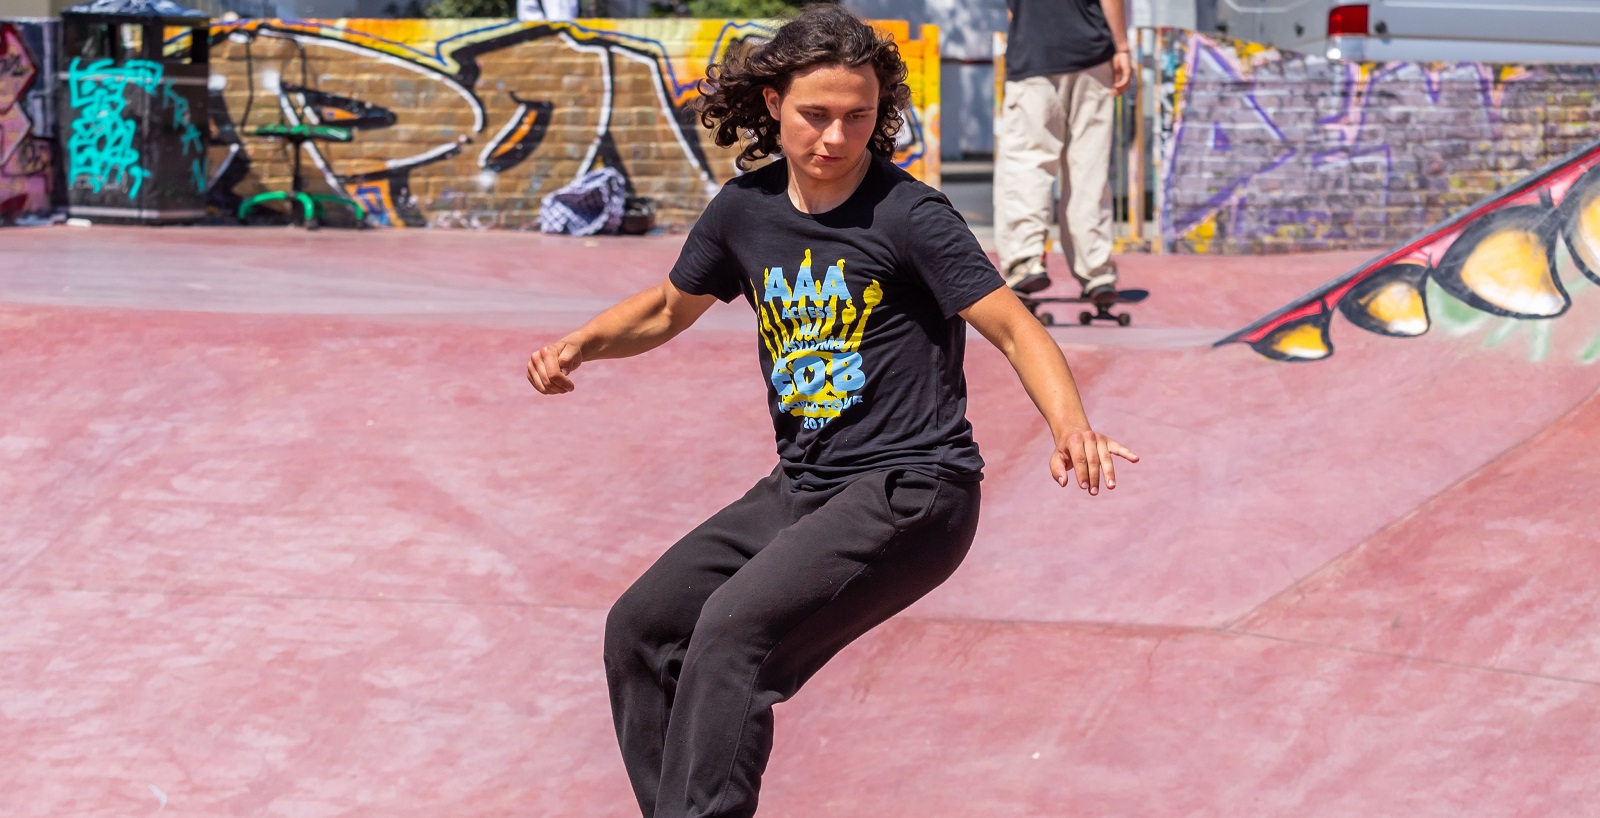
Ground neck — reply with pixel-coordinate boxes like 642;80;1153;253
786;153;873;214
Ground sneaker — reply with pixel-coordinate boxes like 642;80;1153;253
1082;281;1117;301
1079;264;1118;300
1007;257;1052;294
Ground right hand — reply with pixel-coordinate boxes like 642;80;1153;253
527;341;583;394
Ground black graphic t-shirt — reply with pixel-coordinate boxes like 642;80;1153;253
669;156;1006;490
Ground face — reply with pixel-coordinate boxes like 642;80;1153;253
762;63;879;183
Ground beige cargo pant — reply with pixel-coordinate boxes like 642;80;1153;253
994;60;1118;293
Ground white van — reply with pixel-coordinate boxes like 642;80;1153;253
1214;0;1600;63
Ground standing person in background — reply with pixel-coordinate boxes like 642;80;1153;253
994;0;1131;298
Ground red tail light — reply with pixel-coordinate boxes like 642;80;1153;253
1328;4;1370;36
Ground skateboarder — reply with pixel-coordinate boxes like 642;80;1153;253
526;7;1138;817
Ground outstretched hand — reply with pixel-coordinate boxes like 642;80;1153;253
527;341;583;394
1051;429;1139;496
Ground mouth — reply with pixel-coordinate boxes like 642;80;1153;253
811;154;845;164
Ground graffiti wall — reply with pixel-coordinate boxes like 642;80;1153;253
1159;32;1600;255
204;18;940;228
0;19;59;224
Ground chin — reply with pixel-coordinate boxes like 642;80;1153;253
804;154;859;178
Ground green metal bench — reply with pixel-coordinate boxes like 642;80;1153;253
237;124;367;227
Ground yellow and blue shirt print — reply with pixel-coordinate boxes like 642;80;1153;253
756;249;882;430
665;156;1003;488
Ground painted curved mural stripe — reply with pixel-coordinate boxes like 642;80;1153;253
202;18;939;229
1218;135;1600;362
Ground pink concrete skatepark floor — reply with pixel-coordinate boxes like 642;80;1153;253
3;225;1600;817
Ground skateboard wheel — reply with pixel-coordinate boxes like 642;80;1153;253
1078;311;1094;325
1038;311;1055;326
1116;313;1131;327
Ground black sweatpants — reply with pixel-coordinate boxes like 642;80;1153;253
603;466;982;818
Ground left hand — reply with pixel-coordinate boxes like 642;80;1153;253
526;340;583;395
1111;51;1132;96
1052;428;1139;496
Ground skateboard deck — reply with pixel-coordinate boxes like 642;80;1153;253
1020;288;1150;326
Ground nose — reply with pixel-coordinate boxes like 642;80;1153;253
821;118;847;147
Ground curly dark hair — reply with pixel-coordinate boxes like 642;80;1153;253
693;4;913;171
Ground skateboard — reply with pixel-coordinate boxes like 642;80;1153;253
1020;288;1150;327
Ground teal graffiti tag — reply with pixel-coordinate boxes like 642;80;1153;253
160;85;208;191
66;58;164;198
161;85;206;165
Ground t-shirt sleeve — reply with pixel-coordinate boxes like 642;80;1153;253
667;194;743;303
901;194;1007;318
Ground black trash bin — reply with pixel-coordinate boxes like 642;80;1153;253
59;0;210;224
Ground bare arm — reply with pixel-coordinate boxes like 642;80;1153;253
1102;0;1129;52
1102;0;1133;96
960;286;1138;494
527;278;718;394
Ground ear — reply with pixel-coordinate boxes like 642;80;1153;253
762;86;782;121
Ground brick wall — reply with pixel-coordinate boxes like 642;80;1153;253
206;18;941;229
1159;31;1600;254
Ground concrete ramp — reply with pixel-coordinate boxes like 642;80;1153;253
3;226;1598;816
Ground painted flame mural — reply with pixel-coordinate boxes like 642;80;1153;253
1219;136;1600;362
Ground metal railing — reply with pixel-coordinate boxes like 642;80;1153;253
1109;27;1159;251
